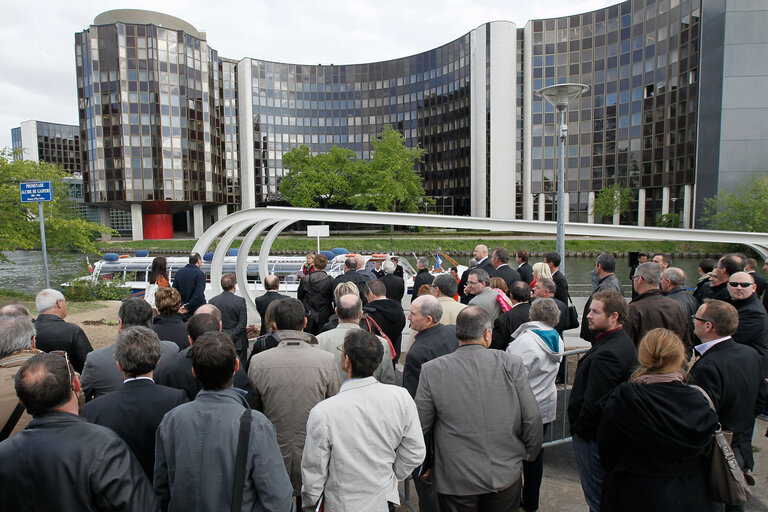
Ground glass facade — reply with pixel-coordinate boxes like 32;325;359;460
75;2;705;227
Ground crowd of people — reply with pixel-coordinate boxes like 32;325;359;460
0;246;766;512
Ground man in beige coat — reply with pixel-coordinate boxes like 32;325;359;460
0;312;39;439
430;274;466;326
248;298;340;505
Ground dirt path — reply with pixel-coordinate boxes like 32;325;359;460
65;301;122;350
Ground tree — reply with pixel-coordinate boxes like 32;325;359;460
348;126;431;212
279;145;356;208
0;150;112;261
700;174;768;232
592;183;632;223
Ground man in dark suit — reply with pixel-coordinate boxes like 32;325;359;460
209;273;249;364
458;258;477;305
80;298;179;401
81;326;187;480
412;257;433;301
544;252;569;305
568;290;637;512
727;272;768;373
415;306;541;511
334;257;371;304
474;244;494;274
403;294;459;512
491;281;532;350
172;252;206;318
516;250;534;285
746;258;766;298
490;246;521;290
255;275;289;335
690;299;767;510
379;259;405;303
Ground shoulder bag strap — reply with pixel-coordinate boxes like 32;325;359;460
0;403;25;441
232;407;252;512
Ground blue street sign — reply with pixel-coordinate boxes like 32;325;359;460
20;181;53;202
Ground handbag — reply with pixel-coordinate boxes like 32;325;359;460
565;293;580;330
690;385;754;505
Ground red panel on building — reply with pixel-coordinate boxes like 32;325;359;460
142;202;173;239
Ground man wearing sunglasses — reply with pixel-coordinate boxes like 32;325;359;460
0;352;157;510
727;272;768;375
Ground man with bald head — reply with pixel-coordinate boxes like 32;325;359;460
728;271;768;373
474;244;494;274
403;294;459;511
255;274;289;336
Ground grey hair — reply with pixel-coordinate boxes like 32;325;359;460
334;281;360;303
0;304;32;318
432;273;458;297
0;315;35;358
664;267;686;286
418;256;429;269
456;306;491;342
383;260;395;273
537;277;557;295
114;326;163;377
636;262;661;286
468;258;477;268
530;298;561;328
596;253;616;273
469;268;491;285
418;295;443;323
35;289;64;314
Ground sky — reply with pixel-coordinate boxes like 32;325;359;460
0;0;617;150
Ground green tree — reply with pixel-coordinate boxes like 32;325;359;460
0;150;113;260
348;126;431;212
700;174;768;232
279;145;356;208
592;183;632;223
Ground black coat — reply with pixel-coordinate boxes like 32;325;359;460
694;281;729;304
334;271;371;304
689;338;768;470
379;273;406;302
568;327;637;441
297;271;334;334
597;381;717;512
152;313;189;351
491;302;531;350
458;268;472;304
33;314;93;373
208;291;248;351
255;290;290;335
155;347;254;406
0;412;158;511
402;324;458;398
491;264;521;291
749;271;766;298
730;293;768;373
517;262;534;285
364;298;407;360
476;257;494;275
412;268;434;300
81;379;188;479
552;270;569;305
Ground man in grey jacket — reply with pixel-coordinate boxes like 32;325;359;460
154;331;293;511
416;306;542;511
580;253;624;342
466;268;502;323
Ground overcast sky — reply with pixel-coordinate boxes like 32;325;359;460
0;0;616;150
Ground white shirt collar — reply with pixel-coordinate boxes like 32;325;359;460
123;376;154;384
694;336;730;356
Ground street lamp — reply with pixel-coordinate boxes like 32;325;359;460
535;83;589;274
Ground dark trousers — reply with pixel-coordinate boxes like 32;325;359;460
437;478;522;512
413;471;441;512
521;423;548;511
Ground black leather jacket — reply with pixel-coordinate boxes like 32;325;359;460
0;411;158;511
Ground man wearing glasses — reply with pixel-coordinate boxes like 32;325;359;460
0;352;157;510
727;272;768;374
466;269;502;323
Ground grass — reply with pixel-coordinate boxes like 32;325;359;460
0;292;116;312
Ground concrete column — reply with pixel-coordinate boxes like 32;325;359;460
538;193;546;221
186;211;193;234
130;203;143;241
612;191;620;225
662;186;670;215
563;192;570;223
237;58;256;209
683;184;692;229
217;204;228;223
193;204;204;239
587;191;595;223
98;207;112;241
470;24;488;217
637;189;646;227
522;23;534;221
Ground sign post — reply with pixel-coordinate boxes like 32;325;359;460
20;182;53;289
306;225;330;254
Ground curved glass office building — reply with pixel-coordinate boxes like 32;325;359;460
76;1;765;238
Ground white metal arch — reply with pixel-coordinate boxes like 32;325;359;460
192;206;768;300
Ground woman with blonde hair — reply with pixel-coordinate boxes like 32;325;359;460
529;262;552;291
597;328;718;511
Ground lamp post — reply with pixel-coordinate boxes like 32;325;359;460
535;83;589;274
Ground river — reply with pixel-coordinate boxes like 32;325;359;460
0;250;713;298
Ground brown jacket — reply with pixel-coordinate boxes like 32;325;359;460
247;330;340;495
625;289;691;349
0;350;39;438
